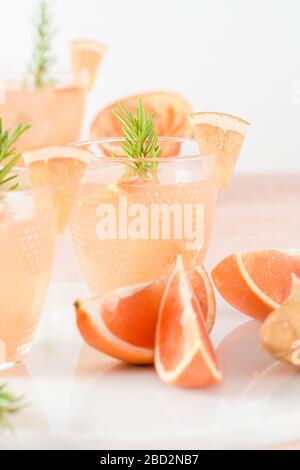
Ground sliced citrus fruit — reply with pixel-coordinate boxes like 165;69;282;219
74;264;216;365
190;265;216;333
155;257;222;387
90;92;193;156
75;281;164;364
189;112;250;191
260;276;300;366
23;146;92;233
70;40;107;91
212;249;300;322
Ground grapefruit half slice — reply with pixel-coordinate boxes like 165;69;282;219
212;249;300;321
74;264;216;364
90;92;193;156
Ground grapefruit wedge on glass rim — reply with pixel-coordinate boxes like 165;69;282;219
155;257;222;387
90;92;193;156
212;249;300;322
23;146;93;233
189;111;250;191
70;39;107;91
74;264;216;365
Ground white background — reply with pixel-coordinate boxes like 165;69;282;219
1;0;300;173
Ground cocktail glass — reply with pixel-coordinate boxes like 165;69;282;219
71;137;218;295
0;74;86;156
0;171;56;369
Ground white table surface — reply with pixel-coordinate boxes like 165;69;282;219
1;281;300;450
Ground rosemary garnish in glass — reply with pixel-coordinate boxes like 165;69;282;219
26;0;56;88
0;120;30;190
112;98;161;176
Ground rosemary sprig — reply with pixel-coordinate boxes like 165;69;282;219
0;120;31;190
26;0;56;88
113;98;161;172
0;383;25;431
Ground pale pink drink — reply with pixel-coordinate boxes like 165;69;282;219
0;172;56;368
71;138;218;295
0;78;85;156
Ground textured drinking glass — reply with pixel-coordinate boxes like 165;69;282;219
0;73;86;156
71;137;218;295
0;175;56;368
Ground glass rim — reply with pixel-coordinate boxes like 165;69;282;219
72;137;215;163
0;70;82;90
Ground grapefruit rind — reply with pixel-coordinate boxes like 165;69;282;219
212;249;300;322
194;265;216;332
189;112;250;135
189;111;250;191
75;283;154;365
70;40;107;55
236;252;280;311
70;39;107;91
74;264;217;366
24;145;93;234
23;146;92;165
155;257;222;387
90;92;193;143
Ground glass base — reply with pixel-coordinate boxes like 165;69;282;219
0;360;18;371
0;343;31;370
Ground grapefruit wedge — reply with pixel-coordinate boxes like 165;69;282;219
155;257;222;387
90;92;193;156
212;249;300;322
75;282;163;364
24;146;92;233
190;265;216;332
189;112;250;191
74;264;216;365
70;40;107;91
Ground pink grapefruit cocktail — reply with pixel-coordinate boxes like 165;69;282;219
71;137;218;295
0;173;56;368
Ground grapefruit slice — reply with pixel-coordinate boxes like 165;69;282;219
212;249;300;322
90;92;193;156
74;264;216;365
75;281;163;364
260;276;300;366
190;265;216;332
23;146;92;233
70;40;107;91
189;112;250;191
155;257;222;387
